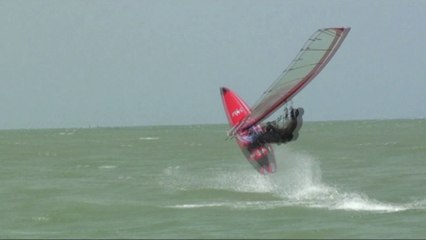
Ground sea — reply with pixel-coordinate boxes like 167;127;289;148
1;119;425;239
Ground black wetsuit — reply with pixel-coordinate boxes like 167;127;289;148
248;108;303;149
256;119;297;144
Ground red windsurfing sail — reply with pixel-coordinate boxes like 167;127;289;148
231;27;350;134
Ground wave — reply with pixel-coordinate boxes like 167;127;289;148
162;148;425;213
139;137;160;140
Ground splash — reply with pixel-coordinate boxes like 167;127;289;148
266;148;410;213
160;165;273;192
162;148;424;213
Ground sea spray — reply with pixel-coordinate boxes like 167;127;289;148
161;146;418;213
270;147;408;212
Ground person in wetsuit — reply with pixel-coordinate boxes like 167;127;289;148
247;107;304;150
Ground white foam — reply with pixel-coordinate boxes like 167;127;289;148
332;193;407;212
98;165;117;169
168;200;293;210
171;203;226;209
161;148;422;213
32;216;50;222
269;148;409;213
139;137;159;140
59;129;77;135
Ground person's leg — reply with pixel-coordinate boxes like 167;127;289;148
292;108;304;141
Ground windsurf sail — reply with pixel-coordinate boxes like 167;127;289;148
231;27;350;135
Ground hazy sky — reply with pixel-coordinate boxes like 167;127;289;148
1;0;425;129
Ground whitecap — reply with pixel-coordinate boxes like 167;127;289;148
98;165;117;169
139;137;160;140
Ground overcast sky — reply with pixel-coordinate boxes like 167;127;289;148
1;0;425;129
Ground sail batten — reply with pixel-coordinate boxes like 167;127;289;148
231;27;351;135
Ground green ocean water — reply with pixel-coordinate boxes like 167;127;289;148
1;119;426;238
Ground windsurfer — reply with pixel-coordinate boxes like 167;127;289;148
245;107;304;149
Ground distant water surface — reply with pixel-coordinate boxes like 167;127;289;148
0;119;425;238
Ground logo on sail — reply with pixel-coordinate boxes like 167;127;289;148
232;107;245;117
